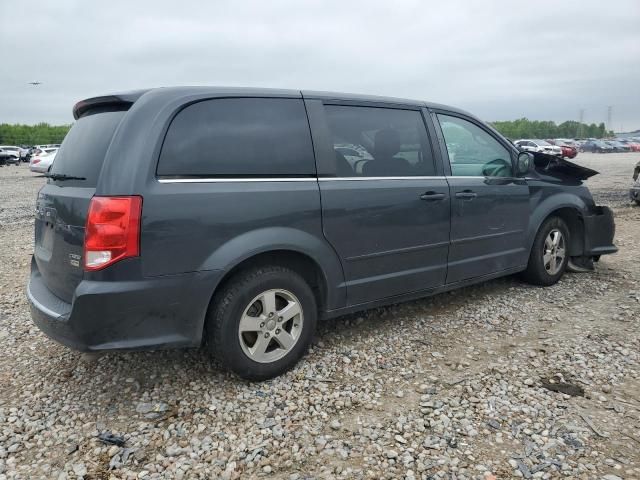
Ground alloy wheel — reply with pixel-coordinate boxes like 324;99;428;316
238;289;304;363
543;229;566;275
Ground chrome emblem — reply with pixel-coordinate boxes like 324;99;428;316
69;253;81;268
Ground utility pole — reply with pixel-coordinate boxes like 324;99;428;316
578;109;584;138
607;106;612;136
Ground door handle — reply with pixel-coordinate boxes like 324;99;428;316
420;192;446;201
455;190;477;200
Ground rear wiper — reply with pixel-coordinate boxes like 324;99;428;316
44;173;86;181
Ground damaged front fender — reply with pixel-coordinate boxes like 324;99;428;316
524;153;617;263
629;161;640;204
532;152;598;181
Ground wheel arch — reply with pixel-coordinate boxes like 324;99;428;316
546;207;585;256
528;196;588;258
201;227;346;316
212;249;330;314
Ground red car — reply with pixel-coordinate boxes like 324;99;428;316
623;141;640;152
548;139;578;159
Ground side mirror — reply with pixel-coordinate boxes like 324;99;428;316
516;151;534;176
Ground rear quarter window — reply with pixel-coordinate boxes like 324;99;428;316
50;110;126;187
157;98;315;177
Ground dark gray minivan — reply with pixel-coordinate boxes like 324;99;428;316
28;87;617;380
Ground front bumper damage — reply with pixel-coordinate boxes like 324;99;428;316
630;162;640;204
583;206;617;257
567;205;617;272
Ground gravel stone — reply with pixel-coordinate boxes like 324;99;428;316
386;449;399;459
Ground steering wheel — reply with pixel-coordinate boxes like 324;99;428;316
482;158;512;177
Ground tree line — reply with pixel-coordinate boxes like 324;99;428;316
490;118;612;140
0;123;71;145
0;117;614;146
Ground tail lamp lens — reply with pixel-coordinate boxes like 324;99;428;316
84;196;142;271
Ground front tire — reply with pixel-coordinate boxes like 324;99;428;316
206;265;317;381
522;217;570;286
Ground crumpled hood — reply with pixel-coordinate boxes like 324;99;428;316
533;152;598;180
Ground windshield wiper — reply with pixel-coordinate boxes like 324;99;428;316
44;173;86;181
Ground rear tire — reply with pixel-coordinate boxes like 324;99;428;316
522;217;570;286
205;265;317;381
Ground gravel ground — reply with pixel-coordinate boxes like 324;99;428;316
0;153;639;480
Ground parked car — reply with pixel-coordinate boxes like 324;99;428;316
0;148;18;166
514;139;562;157
29;149;58;173
548;139;577;159
35;144;61;149
32;146;54;157
18;146;31;162
624;141;640;152
604;140;631;153
0;145;22;164
580;140;613;153
27;87;618;380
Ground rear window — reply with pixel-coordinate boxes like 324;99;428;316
50;110;125;186
157;98;315;178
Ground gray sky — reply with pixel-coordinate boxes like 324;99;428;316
2;0;639;130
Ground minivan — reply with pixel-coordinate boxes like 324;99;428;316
28;87;617;380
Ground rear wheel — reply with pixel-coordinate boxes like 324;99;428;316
205;265;317;381
522;217;570;286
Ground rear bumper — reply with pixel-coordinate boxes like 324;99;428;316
583;206;618;256
28;259;222;352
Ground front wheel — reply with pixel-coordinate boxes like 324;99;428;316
522;217;570;286
205;265;317;381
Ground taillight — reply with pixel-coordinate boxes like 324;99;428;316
32;159;41;164
84;196;142;271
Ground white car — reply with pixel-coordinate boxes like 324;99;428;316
30;149;58;173
514;139;562;157
0;145;22;164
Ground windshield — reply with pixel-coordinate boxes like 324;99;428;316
49;110;125;187
536;140;551;146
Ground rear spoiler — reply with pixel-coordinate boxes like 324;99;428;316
72;89;150;119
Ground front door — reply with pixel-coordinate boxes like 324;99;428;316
313;103;451;305
435;113;530;283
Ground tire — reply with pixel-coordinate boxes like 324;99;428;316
522;216;570;286
205;265;317;381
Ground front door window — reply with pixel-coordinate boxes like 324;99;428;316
438;115;513;177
